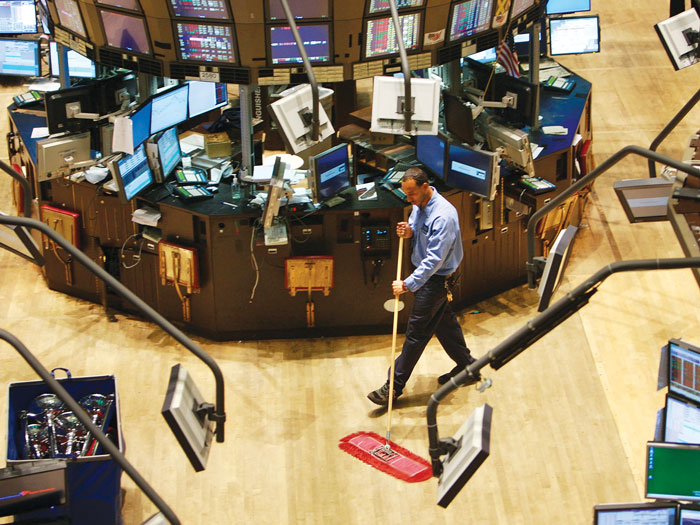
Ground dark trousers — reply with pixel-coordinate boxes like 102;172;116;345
388;274;474;393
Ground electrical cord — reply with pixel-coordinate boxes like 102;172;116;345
248;219;260;303
120;233;143;269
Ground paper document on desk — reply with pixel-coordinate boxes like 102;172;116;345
31;127;49;139
180;134;205;154
542;125;568;135
248;163;296;183
356;182;378;200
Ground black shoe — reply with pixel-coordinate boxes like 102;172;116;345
437;369;481;386
367;382;401;406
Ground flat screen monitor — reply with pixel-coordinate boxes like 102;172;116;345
367;0;424;14
443;91;475;145
150;84;189;135
549;15;600;55
269;23;331;65
669;339;700;405
99;9;151;55
546;0;590;15
0;38;39;76
511;0;535;18
49;41;96;78
467;46;496;63
98;71;138;115
96;0;141;11
267;0;329;20
513;28;545;58
537;225;577;311
130;100;151;149
448;0;493;42
655;8;700;71
311;144;351;202
446;142;499;200
54;0;86;38
0;462;67;517
45;84;98;134
646;442;700;502
593;503;678;525
175;22;236;63
187;81;228;118
492;73;539;128
0;0;38;34
664;394;700;445
364;12;421;59
370;76;440;135
157;126;182;180
169;0;229;19
110;143;153;202
415;133;446;179
680;506;700;524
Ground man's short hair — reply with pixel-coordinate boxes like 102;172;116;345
402;167;429;187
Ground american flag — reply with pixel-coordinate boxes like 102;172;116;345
497;38;520;78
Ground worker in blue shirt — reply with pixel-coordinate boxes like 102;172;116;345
368;168;479;405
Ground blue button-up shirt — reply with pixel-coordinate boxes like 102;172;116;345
403;187;463;292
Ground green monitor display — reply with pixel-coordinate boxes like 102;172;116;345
646;442;700;502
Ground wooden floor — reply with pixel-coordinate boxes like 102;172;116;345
2;1;700;523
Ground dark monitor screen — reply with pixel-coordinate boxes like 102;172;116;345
187;80;228;118
169;0;229;19
99;9;151;55
593;503;678;525
49;41;96;78
367;0;424;14
157;126;182;180
0;38;39;76
443;91;475;145
365;12;421;58
113;143;153;202
0;0;38;34
54;0;86;38
546;0;590;15
446;142;498;200
175;22;236;63
549;15;600;55
448;0;493;42
669;339;700;405
45;84;98;134
513;28;545;58
492;73;538;128
267;0;329;20
664;394;700;445
269;24;331;65
130;100;151;149
98;71;138;114
150;84;189;135
646;442;700;502
511;0;535;18
96;0;141;11
416;134;446;179
312;144;351;201
0;465;67;517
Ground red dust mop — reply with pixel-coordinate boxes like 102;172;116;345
339;236;432;483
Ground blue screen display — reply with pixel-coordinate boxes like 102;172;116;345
157;126;182;179
546;0;590;15
416;134;446;179
0;39;39;76
130;100;151;149
315;145;350;200
117;143;153;201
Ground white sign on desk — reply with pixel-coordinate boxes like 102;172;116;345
199;70;220;83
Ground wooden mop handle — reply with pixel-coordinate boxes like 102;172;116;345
385;235;404;447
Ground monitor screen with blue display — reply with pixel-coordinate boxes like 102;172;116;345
269;24;331;64
546;0;590;15
150;84;189;135
416;134;446;179
49;41;96;78
187;81;227;118
0;0;38;34
0;38;39;76
312;144;351;201
112;143;153;202
130;100;151;149
446;142;499;200
157;127;182;180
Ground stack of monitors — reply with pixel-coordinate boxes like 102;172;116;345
663;339;700;445
363;0;423;60
266;0;331;65
49;41;96;79
0;0;38;34
170;0;237;65
0;38;39;76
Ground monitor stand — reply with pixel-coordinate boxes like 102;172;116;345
264;218;288;246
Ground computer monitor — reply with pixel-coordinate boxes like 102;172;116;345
187;81;227;118
492;73;539;128
49;41;96;78
370;76;441;135
446;141;499;200
510;0;535;18
54;0;86;38
467;46;497;63
669;339;700;405
262;157;287;229
175;22;236;63
157;126;182;180
546;0;590;15
97;71;138;115
448;0;493;43
664;394;700;445
646;442;700;502
513;28;546;58
267;0;329;20
150;84;189;135
549;15;600;55
680;506;700;524
367;0;424;15
268;23;331;65
537;225;577;311
130;100;151;149
415;133;447;179
168;0;229;19
655;8;700;71
0;462;67;517
311;144;351;203
96;0;141;12
443;91;475;145
45;84;99;134
0;38;39;77
364;12;421;59
593;502;678;525
0;0;38;34
98;9;151;55
109;143;154;203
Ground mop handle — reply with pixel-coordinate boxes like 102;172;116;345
385;235;404;448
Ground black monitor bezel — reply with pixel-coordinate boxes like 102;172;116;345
364;0;425;17
97;6;153;57
492;72;539;128
0;0;39;35
442;90;475;145
645;441;700;502
446;0;495;44
445;139;499;200
156;126;183;180
265;21;334;67
172;20;239;66
265;0;331;22
509;0;539;23
415;131;448;180
663;392;700;444
111;143;154;203
548;14;601;56
362;10;424;60
45;83;99;134
0;37;40;77
311;143;352;203
165;0;231;21
94;0;143;14
149;83;190;136
53;0;89;40
668;338;700;405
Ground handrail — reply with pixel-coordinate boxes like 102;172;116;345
0;329;180;525
388;0;414;133
427;256;700;477
526;145;700;288
1;160;32;218
0;215;227;444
